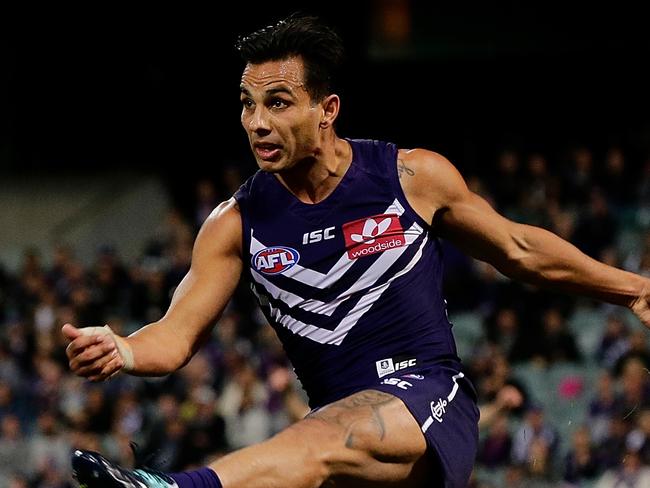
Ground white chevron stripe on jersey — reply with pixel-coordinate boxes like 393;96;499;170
252;233;347;288
252;233;429;345
251;222;422;317
250;268;329;312
250;199;405;289
384;199;405;216
298;221;423;315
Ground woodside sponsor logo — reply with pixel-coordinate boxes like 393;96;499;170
343;214;406;259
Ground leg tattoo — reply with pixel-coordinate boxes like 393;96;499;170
309;390;396;450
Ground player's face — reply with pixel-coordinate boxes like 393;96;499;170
240;57;322;173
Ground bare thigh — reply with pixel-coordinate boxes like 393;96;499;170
310;390;433;487
211;389;432;488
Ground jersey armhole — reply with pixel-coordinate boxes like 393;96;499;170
233;185;252;275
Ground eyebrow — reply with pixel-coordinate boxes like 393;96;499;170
239;86;295;97
267;87;294;96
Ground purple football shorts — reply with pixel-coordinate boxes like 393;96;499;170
372;363;479;488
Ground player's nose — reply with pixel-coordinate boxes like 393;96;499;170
248;106;271;134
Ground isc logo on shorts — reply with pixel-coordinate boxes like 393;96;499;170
375;357;417;378
343;214;406;259
252;246;300;275
381;377;413;390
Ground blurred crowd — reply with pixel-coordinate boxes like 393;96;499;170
2;141;650;488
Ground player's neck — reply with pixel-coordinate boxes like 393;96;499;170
276;136;352;205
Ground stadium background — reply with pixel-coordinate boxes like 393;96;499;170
2;1;650;486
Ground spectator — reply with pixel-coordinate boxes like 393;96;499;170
28;410;71;480
562;145;595;207
511;405;558;470
613;356;650;419
218;360;272;449
572;187;618;260
597;313;631;369
595;449;650;488
478;413;513;467
599;145;632;209
194;179;219;230
181;386;228;466
613;330;650;376
588;371;618;444
563;425;599;485
597;416;632;470
489;148;522;213
626;408;650;465
532;306;581;364
0;415;29;484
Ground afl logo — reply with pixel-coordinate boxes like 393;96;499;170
252;246;300;275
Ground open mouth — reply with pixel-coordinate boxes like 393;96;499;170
254;142;282;161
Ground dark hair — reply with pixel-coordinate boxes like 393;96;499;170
235;13;344;102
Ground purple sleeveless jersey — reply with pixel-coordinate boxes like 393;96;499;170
234;139;463;408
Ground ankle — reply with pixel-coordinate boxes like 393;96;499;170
169;468;222;488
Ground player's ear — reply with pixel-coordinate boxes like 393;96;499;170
319;94;340;129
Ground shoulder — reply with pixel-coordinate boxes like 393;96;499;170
398;148;470;216
203;198;241;224
195;198;243;259
398;148;465;188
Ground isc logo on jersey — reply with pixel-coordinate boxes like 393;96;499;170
376;357;417;378
343;214;406;259
252;246;300;275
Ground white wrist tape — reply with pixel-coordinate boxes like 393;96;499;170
78;325;135;372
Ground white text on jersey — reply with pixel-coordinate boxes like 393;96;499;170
303;227;336;244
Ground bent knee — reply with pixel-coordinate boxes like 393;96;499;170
284;417;350;459
271;420;341;480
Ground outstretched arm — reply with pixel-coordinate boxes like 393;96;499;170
398;149;650;326
63;198;243;379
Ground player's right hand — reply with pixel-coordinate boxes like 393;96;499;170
630;283;650;330
62;323;127;381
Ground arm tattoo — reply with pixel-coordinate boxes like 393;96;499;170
397;159;415;179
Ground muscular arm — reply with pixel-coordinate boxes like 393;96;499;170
398;149;650;324
64;199;243;379
124;199;243;375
